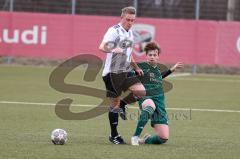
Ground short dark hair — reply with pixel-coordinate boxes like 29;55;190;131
144;42;161;55
121;6;136;16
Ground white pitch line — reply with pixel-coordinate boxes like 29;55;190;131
168;73;191;78
167;73;240;83
0;101;240;113
172;77;240;83
167;108;240;113
0;101;95;107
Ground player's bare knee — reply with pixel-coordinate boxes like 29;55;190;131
142;99;156;110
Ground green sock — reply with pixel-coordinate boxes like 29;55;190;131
145;135;168;144
133;106;154;136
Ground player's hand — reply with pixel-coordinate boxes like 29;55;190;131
112;47;124;53
170;62;184;72
135;68;144;76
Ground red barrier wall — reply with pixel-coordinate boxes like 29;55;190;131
0;12;240;67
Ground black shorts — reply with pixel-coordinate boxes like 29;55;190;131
102;72;141;98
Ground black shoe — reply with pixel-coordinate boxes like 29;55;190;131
109;135;126;144
119;105;127;120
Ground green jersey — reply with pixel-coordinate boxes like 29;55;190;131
137;62;168;125
137;62;164;98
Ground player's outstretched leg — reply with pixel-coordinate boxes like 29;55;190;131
131;99;155;145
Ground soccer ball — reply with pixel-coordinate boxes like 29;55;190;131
51;129;67;145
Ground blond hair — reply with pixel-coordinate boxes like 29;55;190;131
121;6;136;16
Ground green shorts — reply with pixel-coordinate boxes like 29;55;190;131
138;95;168;127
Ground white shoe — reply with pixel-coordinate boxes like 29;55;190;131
131;136;140;146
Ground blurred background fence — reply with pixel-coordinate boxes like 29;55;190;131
1;0;240;21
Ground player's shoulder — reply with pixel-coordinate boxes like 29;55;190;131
112;24;120;29
137;62;149;68
108;24;120;31
106;24;120;34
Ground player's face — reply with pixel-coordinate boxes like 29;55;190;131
146;49;159;66
121;13;136;31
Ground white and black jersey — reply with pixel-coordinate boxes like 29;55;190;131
101;23;134;76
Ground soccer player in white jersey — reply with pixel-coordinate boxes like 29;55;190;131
99;6;146;144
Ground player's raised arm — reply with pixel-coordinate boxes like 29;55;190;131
170;62;184;72
161;62;184;78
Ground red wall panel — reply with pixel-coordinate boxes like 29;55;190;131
0;12;240;67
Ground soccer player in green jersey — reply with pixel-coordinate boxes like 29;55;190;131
130;42;183;145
